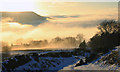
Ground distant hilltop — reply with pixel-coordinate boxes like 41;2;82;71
0;11;49;26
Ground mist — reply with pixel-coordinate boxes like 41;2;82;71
1;11;117;50
1;17;99;44
11;34;84;50
1;42;11;52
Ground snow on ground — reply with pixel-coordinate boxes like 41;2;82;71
73;61;119;70
15;56;84;70
2;47;120;71
60;47;120;70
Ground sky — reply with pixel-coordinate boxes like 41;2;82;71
0;1;118;45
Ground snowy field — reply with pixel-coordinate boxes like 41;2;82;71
1;46;120;71
60;47;120;71
15;56;83;70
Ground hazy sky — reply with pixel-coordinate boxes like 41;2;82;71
35;2;118;16
0;1;118;44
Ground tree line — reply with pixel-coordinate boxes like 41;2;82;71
11;34;84;49
77;20;120;54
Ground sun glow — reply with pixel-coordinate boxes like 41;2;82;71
8;22;20;26
0;0;35;12
7;22;32;28
0;0;50;16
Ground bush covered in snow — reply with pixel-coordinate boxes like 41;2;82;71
98;51;120;66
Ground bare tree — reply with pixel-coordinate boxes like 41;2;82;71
98;20;117;33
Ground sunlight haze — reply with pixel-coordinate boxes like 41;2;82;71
0;1;118;50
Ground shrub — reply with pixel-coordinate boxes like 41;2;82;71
88;20;120;53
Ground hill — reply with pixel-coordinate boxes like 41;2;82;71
0;11;48;26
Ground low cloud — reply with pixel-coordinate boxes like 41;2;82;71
51;15;80;18
0;17;99;44
61;19;106;28
0;12;117;45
